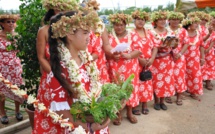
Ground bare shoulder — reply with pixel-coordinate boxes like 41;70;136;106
38;25;49;35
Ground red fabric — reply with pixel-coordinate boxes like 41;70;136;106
107;32;141;107
184;32;204;95
0;38;23;102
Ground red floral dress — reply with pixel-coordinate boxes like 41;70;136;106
202;31;215;80
170;28;188;93
88;32;110;84
107;32;141;107
0;38;23;102
132;29;153;102
149;30;175;98
184;31;204;95
33;49;109;134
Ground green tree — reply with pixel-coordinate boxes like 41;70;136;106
16;0;46;99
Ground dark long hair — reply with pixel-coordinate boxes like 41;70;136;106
0;19;5;29
48;11;77;94
183;24;191;30
44;9;55;22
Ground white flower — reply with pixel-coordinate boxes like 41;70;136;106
38;103;46;111
27;95;37;104
71;125;86;134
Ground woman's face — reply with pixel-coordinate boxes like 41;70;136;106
68;29;90;51
0;19;15;31
113;22;126;35
200;19;207;26
169;19;180;27
134;18;145;29
211;17;215;25
155;19;166;28
189;22;199;30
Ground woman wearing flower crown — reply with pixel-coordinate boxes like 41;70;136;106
201;12;215;91
33;11;110;134
107;13;141;124
164;11;188;105
0;14;23;124
149;11;176;111
131;10;156;115
182;17;205;100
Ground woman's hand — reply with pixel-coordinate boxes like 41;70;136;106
200;59;205;66
121;53;131;60
146;58;153;67
174;53;182;60
112;51;121;61
205;48;210;54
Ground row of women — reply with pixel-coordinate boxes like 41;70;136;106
1;0;215;133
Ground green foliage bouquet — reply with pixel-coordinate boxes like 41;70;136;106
70;74;134;123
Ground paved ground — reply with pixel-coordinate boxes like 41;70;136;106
2;81;215;134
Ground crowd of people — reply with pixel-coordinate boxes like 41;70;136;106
0;0;215;133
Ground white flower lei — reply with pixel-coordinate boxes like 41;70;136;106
188;30;200;46
112;29;132;45
0;73;86;133
57;43;102;103
167;26;182;38
95;20;105;37
151;28;172;42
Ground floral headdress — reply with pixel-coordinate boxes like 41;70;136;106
51;10;99;38
87;0;100;10
131;10;150;21
0;14;20;21
151;10;168;22
188;11;210;21
168;11;184;21
109;13;132;25
182;17;200;26
210;11;215;18
41;0;78;11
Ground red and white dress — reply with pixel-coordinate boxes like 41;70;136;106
169;27;188;93
184;31;204;95
0;38;23;102
149;30;175;98
34;47;109;134
107;32;141;107
88;32;110;84
132;29;153;102
202;31;215;80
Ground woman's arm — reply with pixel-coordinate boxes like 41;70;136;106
101;28;112;57
200;46;205;66
205;41;215;54
36;26;51;73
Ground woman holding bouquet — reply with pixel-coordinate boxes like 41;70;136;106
149;11;176;110
165;12;188;105
0;14;23;124
131;10;156;115
182;17;205;100
33;10;110;133
107;13;141;124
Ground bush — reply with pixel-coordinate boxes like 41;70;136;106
16;0;46;104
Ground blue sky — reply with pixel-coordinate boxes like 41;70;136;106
0;0;176;10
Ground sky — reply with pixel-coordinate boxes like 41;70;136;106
0;0;176;10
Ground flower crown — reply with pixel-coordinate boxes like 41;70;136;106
0;14;20;21
109;13;132;25
87;0;100;11
131;10;150;21
182;17;200;26
188;11;210;21
210;11;215;18
41;0;78;11
151;10;168;22
51;10;99;38
168;11;184;21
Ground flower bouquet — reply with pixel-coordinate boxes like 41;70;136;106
70;74;134;123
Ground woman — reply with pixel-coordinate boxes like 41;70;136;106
33;11;110;134
165;11;188;105
36;0;78;75
107;13;141;124
202;12;215;90
131;10;156;115
0;14;23;124
182;17;205;100
150;11;175;110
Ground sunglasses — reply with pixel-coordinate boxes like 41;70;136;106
5;20;15;24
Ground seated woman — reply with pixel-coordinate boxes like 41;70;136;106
33;10;110;134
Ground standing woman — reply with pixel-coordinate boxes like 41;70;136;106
182;17;205;100
0;14;23;124
107;13;141;124
150;11;175;110
131;10;157;114
165;11;188;105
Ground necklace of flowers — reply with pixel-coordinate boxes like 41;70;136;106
167;26;182;38
188;30;199;46
0;73;86;133
112;29;132;46
95;20;105;37
58;43;102;103
151;28;172;42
